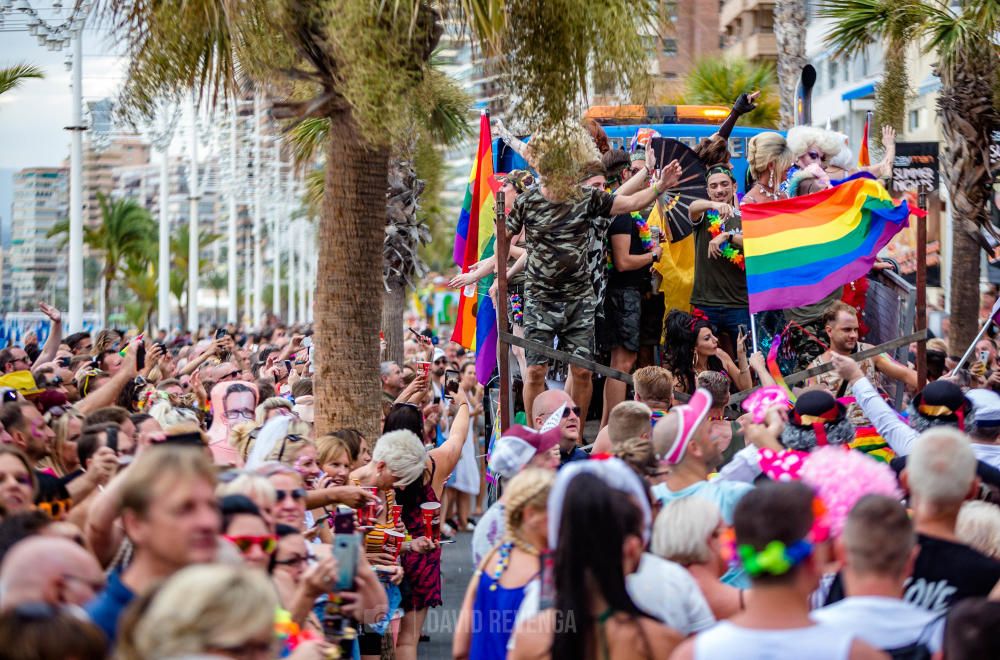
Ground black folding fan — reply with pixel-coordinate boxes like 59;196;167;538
648;137;709;243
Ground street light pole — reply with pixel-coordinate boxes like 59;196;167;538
271;139;282;321
228;106;239;324
158;145;170;331
187;95;200;332
68;30;84;332
252;93;264;328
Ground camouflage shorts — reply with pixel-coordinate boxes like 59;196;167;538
523;294;597;367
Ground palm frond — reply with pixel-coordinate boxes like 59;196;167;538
679;57;781;129
0;63;44;97
286;117;330;168
819;0;927;58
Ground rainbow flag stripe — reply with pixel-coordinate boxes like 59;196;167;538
451;112;499;385
741;177;909;314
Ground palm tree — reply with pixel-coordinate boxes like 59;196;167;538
286;62;471;364
823;0;1000;352
0;63;43;98
49;192;156;326
100;0;658;438
206;271;228;325
818;0;923;141
123;257;157;331
169;225;222;331
774;0;808;129
672;56;781;128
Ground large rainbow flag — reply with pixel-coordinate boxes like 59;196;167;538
451;111;499;385
742;177;910;314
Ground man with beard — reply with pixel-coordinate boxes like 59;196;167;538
687;164;748;359
651;389;752;524
807;301;917;427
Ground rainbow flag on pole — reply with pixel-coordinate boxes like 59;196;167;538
451;111;499;385
742;177;909;314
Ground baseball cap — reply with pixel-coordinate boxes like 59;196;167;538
489;424;560;479
432;348;447;363
968;389;1000;428
655;388;713;465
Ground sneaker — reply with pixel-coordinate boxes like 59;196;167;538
441;522;456;538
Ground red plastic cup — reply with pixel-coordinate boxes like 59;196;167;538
391;504;403;528
415;361;431;379
383;529;405;560
420;502;441;541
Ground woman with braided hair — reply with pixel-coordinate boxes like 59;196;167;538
453;468;554;660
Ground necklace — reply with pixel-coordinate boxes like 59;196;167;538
706;209;745;270
489;537;540;590
605;212;655;271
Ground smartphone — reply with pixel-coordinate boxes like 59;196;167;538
57;356;71;368
445;369;460;396
538;551;555;610
216;327;227;340
135;342;146;371
105;425;119;454
283;359;293;374
980;350;990;364
159;431;205;447
407;327;422;340
331;507;359;591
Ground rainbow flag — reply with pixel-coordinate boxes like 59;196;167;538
858;111;872;168
741;177;909;314
451;112;499;385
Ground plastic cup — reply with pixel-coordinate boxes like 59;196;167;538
383;529;405;560
420;501;441;540
391;504;403;528
415;361;431;378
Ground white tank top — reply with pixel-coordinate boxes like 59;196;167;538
694;621;854;660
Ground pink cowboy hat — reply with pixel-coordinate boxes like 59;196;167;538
659;388;713;465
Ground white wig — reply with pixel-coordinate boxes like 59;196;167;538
787;125;845;160
371;430;428;488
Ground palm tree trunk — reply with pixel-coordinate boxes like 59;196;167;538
103;272;112;328
938;56;999;354
773;0;807;129
874;37;908;142
314;111;387;439
382;277;406;366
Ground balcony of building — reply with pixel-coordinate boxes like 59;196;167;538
720;0;775;30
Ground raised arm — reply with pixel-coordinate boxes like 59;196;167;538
32;303;63;368
75;338;140;415
429;387;471;495
493;117;530;160
832;354;919;456
610;160;681;216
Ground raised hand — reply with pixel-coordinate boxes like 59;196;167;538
38;302;62;324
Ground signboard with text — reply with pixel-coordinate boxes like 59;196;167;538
891;142;939;195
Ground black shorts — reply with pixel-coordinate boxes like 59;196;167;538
601;287;642;353
640;292;665;346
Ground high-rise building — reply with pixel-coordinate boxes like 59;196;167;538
720;0;778;63
82;135;151;229
651;0;721;95
9;167;68;309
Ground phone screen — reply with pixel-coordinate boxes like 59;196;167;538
444;369;460;396
331;508;359;591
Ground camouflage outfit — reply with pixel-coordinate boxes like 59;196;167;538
506;186;615;366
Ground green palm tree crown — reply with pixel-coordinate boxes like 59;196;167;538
0;63;43;97
675;57;780;128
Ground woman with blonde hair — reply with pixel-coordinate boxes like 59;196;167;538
653;496;745;620
256;396;294;426
123;563;328;659
743;132;794;205
40;408;84;476
454;468;555;660
957;500;1000;560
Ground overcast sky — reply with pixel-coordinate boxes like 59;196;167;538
0;25;127;171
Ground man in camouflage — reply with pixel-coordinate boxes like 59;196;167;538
506;158;681;427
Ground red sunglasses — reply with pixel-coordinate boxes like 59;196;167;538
224;534;277;554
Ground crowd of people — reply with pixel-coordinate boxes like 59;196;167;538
1;89;1000;660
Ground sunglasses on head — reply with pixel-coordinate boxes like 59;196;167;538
224;534;277;554
275;487;307;502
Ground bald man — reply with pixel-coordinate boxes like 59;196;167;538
0;536;105;609
533;389;588;466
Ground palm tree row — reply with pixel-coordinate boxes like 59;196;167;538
96;0;660;438
820;0;1000;352
48;193;220;331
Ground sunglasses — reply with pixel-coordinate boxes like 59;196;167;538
224;534;277;554
219;370;240;381
275;487;307;502
806;151;822;161
561;406;582;419
273;554;309;567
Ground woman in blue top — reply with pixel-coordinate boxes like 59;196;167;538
453;468;554;660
